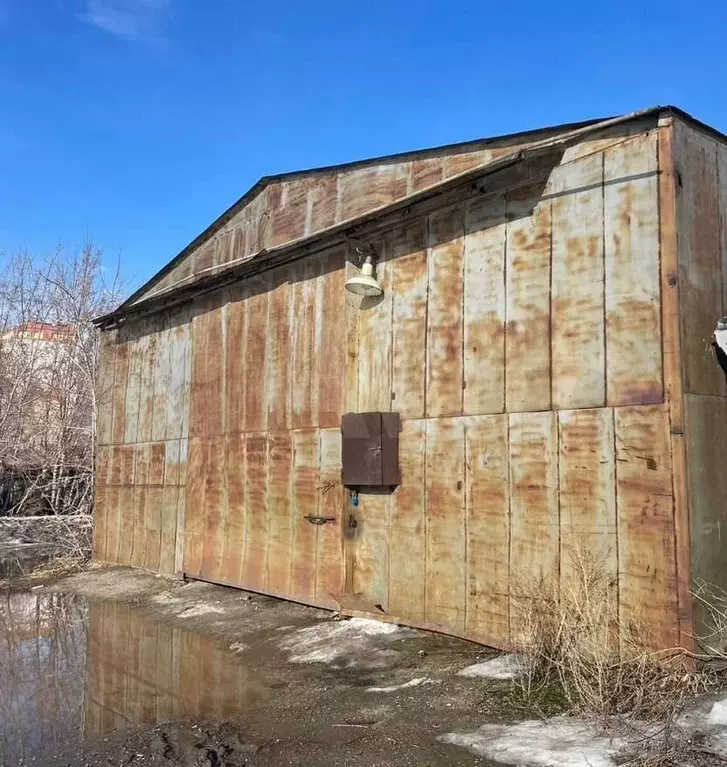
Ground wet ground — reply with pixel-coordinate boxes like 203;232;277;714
0;567;515;766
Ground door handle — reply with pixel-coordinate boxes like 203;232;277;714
304;515;336;526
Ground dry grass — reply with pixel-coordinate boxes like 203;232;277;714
510;550;724;766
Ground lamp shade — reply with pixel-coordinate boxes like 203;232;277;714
344;258;383;297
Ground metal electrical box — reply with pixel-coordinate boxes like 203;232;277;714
341;412;400;487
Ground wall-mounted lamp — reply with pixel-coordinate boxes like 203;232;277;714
345;245;383;297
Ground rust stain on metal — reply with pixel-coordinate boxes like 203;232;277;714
149;442;166;486
291;429;319;602
315;428;344;607
558;408;617;588
411;158;444;193
134;135;543;305
425;417;465;630
131;483;148;569
381;412;401;486
463;196;506;415
388;419;426;622
615;404;679;649
224;285;247;435
290;260;317;429
201;436;227;583
266;269;292;431
266;432;293;596
550;152;605;409
183;438;206;576
111;340;129;445
604;132;663;406
337;165;398;222
242;433;268;591
508;411;559;642
674;122;724;398
505;192;552;413
307;175;337;233
243;279;270;432
96;329;117;447
220;433;245;585
464;414;509;645
270;179;308;247
318;248;347;428
426;204;466;417
390;221;428;419
356;237;392;413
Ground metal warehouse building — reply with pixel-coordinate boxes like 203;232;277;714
93;106;727;651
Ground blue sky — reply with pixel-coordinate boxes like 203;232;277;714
1;1;725;293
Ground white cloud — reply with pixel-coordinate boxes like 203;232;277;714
81;0;170;40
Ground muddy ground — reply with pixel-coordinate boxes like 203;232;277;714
6;566;526;766
5;565;727;766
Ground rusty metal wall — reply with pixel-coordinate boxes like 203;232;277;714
348;126;678;650
94;122;685;650
93;307;191;576
672;117;727;640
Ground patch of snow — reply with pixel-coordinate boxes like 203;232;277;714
151;593;186;605
709;698;727;726
347;618;401;635
279;617;407;668
229;642;248;654
366;677;434;693
177;604;226;618
457;654;525;680
439;718;624;767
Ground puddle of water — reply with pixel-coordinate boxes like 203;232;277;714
0;591;87;763
0;591;268;763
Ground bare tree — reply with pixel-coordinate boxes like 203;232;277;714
0;242;123;517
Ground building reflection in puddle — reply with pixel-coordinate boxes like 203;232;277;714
84;600;269;737
0;591;267;762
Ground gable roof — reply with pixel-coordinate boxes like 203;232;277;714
98;105;725;328
118;115;611;309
